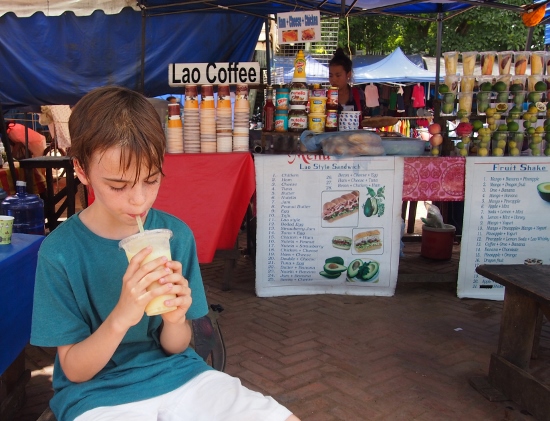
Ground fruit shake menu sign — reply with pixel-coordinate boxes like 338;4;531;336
254;154;404;297
458;157;550;300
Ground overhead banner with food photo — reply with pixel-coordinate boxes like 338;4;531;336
277;11;321;44
255;154;404;297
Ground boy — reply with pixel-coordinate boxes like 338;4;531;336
31;86;300;421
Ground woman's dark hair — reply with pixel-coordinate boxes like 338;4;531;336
329;48;353;73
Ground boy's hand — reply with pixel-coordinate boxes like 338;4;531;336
114;246;172;330
158;259;192;325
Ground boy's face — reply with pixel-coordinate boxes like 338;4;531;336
76;147;161;231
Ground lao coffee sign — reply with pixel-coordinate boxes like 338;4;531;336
277;11;321;44
168;62;260;86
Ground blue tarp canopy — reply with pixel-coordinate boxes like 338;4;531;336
0;1;527;108
353;47;441;83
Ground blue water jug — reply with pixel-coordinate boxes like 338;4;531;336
0;181;45;235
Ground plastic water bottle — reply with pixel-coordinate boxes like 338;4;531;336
0;181;45;235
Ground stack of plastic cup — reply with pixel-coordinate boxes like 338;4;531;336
461;51;477;76
442;51;458;76
233;84;250;152
216;84;233;153
183;85;200;153
166;103;184;154
200;85;216;153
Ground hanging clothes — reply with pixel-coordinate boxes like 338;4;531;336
388;90;397;110
396;87;405;113
411;83;426;108
364;83;380;108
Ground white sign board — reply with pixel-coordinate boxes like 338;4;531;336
458;157;550;300
168;62;260;86
277;11;321;44
255;154;404;297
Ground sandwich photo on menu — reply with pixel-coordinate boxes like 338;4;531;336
332;236;352;250
353;230;383;253
322;190;360;223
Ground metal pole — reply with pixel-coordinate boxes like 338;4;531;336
0;103;18;188
525;26;535;51
434;5;443;119
265;17;272;85
139;8;146;94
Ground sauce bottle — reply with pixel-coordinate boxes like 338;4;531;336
262;86;275;132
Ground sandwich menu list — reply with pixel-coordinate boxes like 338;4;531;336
255;155;404;297
458;157;550;300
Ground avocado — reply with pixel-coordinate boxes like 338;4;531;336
323;262;347;275
347;259;363;278
537;182;550;202
363;196;378;217
359;261;380;281
319;271;341;279
325;256;345;265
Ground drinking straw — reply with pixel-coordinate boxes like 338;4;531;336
136;215;144;233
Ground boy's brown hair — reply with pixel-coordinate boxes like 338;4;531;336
69;86;165;183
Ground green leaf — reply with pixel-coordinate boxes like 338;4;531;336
367;187;376;197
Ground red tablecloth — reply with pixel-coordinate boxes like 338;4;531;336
0;166;47;196
154;153;255;263
402;157;465;201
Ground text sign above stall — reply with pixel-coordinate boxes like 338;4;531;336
168;62;260;86
458;157;550;300
277;11;321;44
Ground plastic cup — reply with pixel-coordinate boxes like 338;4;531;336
461;51;477;76
476;91;491;115
507;132;524;156
458;92;473;115
531;51;546;75
528;74;543;92
527;133;544;156
514;52;530;75
460;76;476;93
480;51;496;75
498;51;513;75
0;216;14;245
119;229;176;316
491;131;508;156
443;51;459;76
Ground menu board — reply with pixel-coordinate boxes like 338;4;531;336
458;157;550;300
255;155;404;297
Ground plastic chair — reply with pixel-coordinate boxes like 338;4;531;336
36;305;226;421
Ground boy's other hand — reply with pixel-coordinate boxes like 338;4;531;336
159;260;192;325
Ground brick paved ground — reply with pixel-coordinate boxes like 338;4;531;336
10;234;549;421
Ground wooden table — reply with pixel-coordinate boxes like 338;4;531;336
470;264;550;421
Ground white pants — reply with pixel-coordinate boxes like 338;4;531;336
74;371;293;421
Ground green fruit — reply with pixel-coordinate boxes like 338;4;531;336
509;147;520;156
319;271;341;279
492;147;504;156
363;196;378;217
358;261;380;281
472;120;483;131
325;256;345;265
507;122;519;132
535;81;547;92
438;84;450;94
493;81;507;92
323;262;347;275
480;82;493;92
510;84;522;92
442;103;454;114
347;259;363;279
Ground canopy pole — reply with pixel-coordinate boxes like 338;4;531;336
265;17;272;86
434;5;442;119
525;26;535;51
139;8;146;94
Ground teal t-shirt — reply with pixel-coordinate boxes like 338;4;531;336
31;209;211;421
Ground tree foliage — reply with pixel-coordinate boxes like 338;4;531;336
338;0;545;56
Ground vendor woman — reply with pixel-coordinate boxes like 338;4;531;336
329;48;367;125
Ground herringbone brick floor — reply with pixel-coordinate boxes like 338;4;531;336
10;234;550;421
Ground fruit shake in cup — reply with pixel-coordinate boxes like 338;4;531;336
443;51;459;76
119;229;176;316
458;92;473;116
476;79;492;115
460;76;476;93
514;51;530;75
497;51;513;75
440;74;459;115
461;51;477;76
480;51;496;75
531;51;546;75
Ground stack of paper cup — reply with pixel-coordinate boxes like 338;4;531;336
183;85;200;153
216;84;233;153
200;85;217;153
233;83;250;152
166;103;184;153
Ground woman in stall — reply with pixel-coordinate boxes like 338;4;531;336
328;48;367;125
